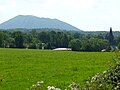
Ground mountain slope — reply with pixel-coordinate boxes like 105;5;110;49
0;15;81;31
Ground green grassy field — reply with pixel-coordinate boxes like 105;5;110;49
0;48;115;90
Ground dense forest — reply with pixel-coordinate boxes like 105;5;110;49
0;27;120;51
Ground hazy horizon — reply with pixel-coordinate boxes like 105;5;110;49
0;0;120;31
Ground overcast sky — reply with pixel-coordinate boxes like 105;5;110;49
0;0;120;31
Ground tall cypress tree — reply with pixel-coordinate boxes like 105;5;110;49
106;27;116;45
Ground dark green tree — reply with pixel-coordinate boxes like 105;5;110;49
62;33;69;48
29;38;42;49
56;32;63;48
0;32;4;47
116;36;120;45
12;31;24;48
118;42;120;49
38;31;50;43
81;38;109;51
105;27;116;45
48;31;56;49
70;39;81;51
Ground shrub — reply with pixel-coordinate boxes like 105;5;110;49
85;52;120;90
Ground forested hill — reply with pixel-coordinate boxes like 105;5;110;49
0;15;81;31
84;31;120;37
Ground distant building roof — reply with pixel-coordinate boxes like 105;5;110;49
101;49;106;52
53;48;71;51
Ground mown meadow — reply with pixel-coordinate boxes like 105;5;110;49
0;48;115;90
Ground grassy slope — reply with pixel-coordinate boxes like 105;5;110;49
0;48;115;90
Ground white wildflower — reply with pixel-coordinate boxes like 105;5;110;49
117;86;119;88
69;82;77;88
114;86;120;90
37;81;44;87
47;86;61;90
103;70;107;74
99;84;102;87
32;84;36;87
55;88;61;90
86;81;89;84
37;81;44;84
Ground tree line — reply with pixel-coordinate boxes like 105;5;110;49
0;27;120;51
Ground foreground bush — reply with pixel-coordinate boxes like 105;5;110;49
86;61;120;90
85;51;120;90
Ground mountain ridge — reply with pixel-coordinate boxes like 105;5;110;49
0;15;81;31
